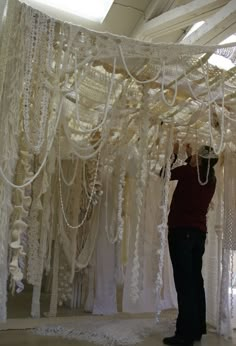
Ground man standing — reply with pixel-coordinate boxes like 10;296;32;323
162;143;218;346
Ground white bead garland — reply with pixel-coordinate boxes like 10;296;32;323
196;150;211;186
58;138;79;188
58;144;100;229
161;60;178;107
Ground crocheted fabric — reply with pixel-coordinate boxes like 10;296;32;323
33;316;174;345
1;0;236;339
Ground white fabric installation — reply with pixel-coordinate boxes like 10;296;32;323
1;0;236;340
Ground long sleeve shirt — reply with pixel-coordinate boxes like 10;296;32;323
168;162;216;232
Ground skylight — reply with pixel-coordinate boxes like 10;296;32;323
208;34;236;71
208;54;234;71
183;21;205;39
29;0;114;23
184;21;236;71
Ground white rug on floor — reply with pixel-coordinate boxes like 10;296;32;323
33;317;174;345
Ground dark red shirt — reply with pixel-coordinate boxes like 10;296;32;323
168;164;216;232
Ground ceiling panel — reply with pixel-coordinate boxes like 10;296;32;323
22;0;235;45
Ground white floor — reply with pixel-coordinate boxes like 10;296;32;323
1;288;235;346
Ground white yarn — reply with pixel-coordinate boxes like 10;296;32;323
58;145;100;229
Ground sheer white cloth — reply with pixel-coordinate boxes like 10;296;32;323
92;172;117;315
84;259;95;313
123;174;177;313
85;172;177;315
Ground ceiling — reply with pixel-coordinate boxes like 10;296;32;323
23;0;236;45
4;0;236;159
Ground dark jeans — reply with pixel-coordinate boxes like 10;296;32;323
168;227;207;341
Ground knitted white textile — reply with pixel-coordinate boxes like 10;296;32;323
34;317;173;345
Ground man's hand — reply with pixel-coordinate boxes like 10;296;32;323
185;143;192;157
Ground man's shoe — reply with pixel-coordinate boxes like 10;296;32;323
162;335;193;346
